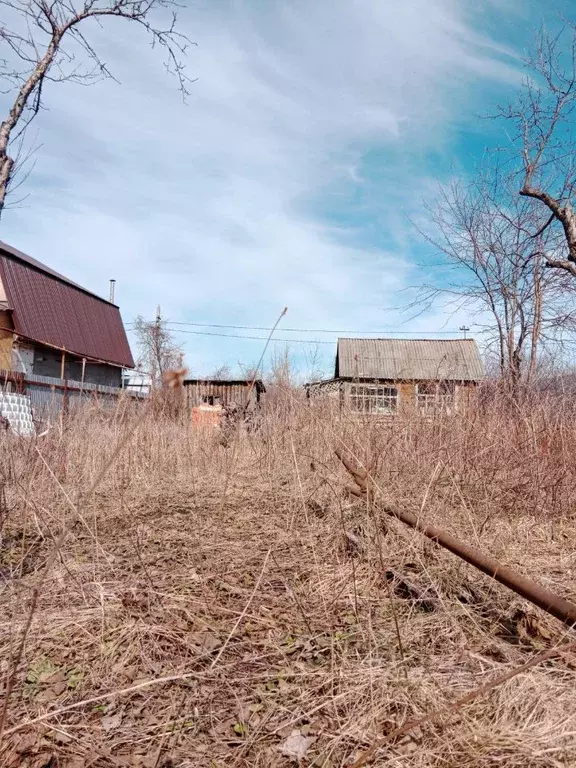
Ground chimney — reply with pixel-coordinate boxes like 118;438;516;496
109;279;116;303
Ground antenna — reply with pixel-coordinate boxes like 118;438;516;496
460;325;470;339
109;279;116;303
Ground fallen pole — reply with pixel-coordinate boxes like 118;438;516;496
335;448;576;627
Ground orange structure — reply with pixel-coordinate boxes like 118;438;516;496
191;403;223;427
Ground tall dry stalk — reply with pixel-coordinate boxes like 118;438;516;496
1;385;576;765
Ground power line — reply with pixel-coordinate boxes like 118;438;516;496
168;321;462;335
156;328;335;344
143;327;478;345
126;320;465;336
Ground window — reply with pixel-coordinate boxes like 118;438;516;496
350;384;398;414
416;381;455;414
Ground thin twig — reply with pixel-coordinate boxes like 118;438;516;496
219;307;287;505
209;548;271;671
0;401;152;747
2;667;205;737
351;640;576;767
0;525;67;744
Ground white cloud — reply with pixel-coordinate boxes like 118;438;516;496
0;0;518;375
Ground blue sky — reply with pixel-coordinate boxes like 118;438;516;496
0;0;568;378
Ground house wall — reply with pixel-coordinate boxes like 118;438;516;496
0;310;13;370
12;343;35;374
398;381;477;411
455;381;477;410
341;379;478;414
398;382;415;409
32;346;122;388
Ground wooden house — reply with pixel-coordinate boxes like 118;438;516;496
306;338;483;415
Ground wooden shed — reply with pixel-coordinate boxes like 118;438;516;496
183;379;266;411
306;338;484;415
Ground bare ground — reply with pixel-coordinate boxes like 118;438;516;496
2;397;576;767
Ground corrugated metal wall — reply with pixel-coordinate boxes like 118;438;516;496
0;370;143;420
26;374;129;418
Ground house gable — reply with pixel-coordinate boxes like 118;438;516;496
0;241;134;369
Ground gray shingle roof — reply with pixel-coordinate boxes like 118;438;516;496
335;338;484;381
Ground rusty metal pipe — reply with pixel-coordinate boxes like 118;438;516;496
336;448;576;627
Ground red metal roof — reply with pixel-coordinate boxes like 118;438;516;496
0;241;134;368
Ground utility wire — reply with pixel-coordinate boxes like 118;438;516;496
136;328;475;345
154;328;335;344
163;321;462;335
126;320;466;336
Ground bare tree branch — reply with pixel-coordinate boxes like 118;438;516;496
0;0;194;215
416;171;574;396
496;24;576;275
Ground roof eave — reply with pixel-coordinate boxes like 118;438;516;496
335;375;482;383
9;326;135;369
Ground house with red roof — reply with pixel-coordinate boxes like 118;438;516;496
0;240;134;388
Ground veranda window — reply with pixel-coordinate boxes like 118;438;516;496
350;384;398;414
416;381;455;413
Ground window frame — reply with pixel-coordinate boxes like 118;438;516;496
416;380;456;414
349;383;398;415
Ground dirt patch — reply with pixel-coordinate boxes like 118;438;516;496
1;404;576;766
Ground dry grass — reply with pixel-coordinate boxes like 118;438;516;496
1;390;576;767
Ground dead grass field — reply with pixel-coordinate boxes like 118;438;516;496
2;391;576;767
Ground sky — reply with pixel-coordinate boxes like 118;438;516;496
0;0;571;379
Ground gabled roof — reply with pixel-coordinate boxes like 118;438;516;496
335;338;484;381
0;240;134;369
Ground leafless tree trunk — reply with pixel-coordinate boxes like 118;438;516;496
527;254;543;385
498;25;576;277
133;307;184;387
0;0;192;214
418;174;572;396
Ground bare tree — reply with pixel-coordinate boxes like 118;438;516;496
269;346;295;389
303;343;326;383
413;24;576;396
238;362;262;382
210;364;232;381
0;0;192;214
498;24;576;277
419;175;573;394
133;308;183;387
